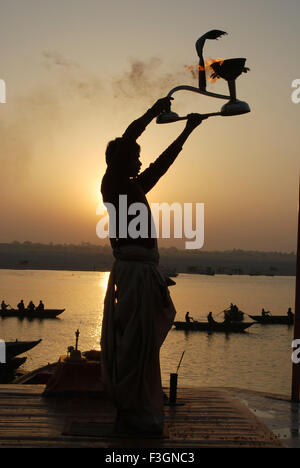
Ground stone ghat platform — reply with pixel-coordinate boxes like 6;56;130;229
0;385;285;448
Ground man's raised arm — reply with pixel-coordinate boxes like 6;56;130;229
137;114;204;194
122;96;173;142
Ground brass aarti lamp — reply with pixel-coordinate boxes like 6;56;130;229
157;30;251;123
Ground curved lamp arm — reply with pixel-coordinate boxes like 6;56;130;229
166;85;230;101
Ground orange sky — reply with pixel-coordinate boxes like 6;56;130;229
0;0;299;251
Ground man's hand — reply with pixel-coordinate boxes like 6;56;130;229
150;96;174;116
185;113;203;130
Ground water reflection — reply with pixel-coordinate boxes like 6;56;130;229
88;271;110;349
0;270;295;395
99;271;110;292
182;328;233;343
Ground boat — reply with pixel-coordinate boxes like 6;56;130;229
14;346;101;386
14;362;57;384
6;339;42;359
0;308;65;319
173;321;254;333
0;357;28;383
249;314;294;325
224;306;244;322
0;356;27;372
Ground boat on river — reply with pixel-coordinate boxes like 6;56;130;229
14;347;102;388
173;321;254;333
6;339;42;359
0;357;27;372
249;314;294;325
224;305;244;322
14;362;57;384
0;308;65;319
0;357;28;383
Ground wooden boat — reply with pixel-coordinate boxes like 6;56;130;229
14;362;57;384
6;339;42;359
0;357;27;372
14;349;101;386
0;308;65;319
224;308;244;322
249;314;294;325
173;321;254;333
0;357;28;383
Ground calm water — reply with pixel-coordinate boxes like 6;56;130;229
0;269;295;396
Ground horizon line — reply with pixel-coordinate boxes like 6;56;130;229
0;241;296;256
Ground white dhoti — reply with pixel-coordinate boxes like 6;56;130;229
100;246;176;433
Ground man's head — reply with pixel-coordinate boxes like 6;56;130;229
105;138;141;177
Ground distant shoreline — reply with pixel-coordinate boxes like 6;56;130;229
0;266;295;277
0;243;296;277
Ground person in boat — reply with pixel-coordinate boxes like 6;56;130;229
207;312;216;324
287;307;294;318
1;300;9;311
225;303;236;317
17;300;25;312
261;308;270;317
185;311;194;323
36;300;45;312
100;96;204;434
27;301;35;312
223;313;231;325
224;305;234;320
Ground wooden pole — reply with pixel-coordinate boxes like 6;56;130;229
291;178;300;401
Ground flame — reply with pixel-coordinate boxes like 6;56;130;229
205;58;224;83
185;58;225;83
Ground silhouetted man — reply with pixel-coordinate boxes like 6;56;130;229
207;311;216;324
17;300;25;312
27;301;35;312
100;96;203;434
1;300;8;311
36;300;45;312
185;311;193;323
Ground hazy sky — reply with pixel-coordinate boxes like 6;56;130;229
0;0;299;251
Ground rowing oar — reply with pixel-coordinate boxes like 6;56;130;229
215;308;227;316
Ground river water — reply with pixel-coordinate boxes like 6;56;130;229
0;269;295;395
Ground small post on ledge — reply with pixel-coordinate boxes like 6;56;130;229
75;329;80;351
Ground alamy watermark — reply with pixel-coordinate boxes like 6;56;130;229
96;196;204;249
0;79;6;103
292;340;300;364
291;79;300;104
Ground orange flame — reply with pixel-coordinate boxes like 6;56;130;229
205;58;224;82
185;58;224;83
